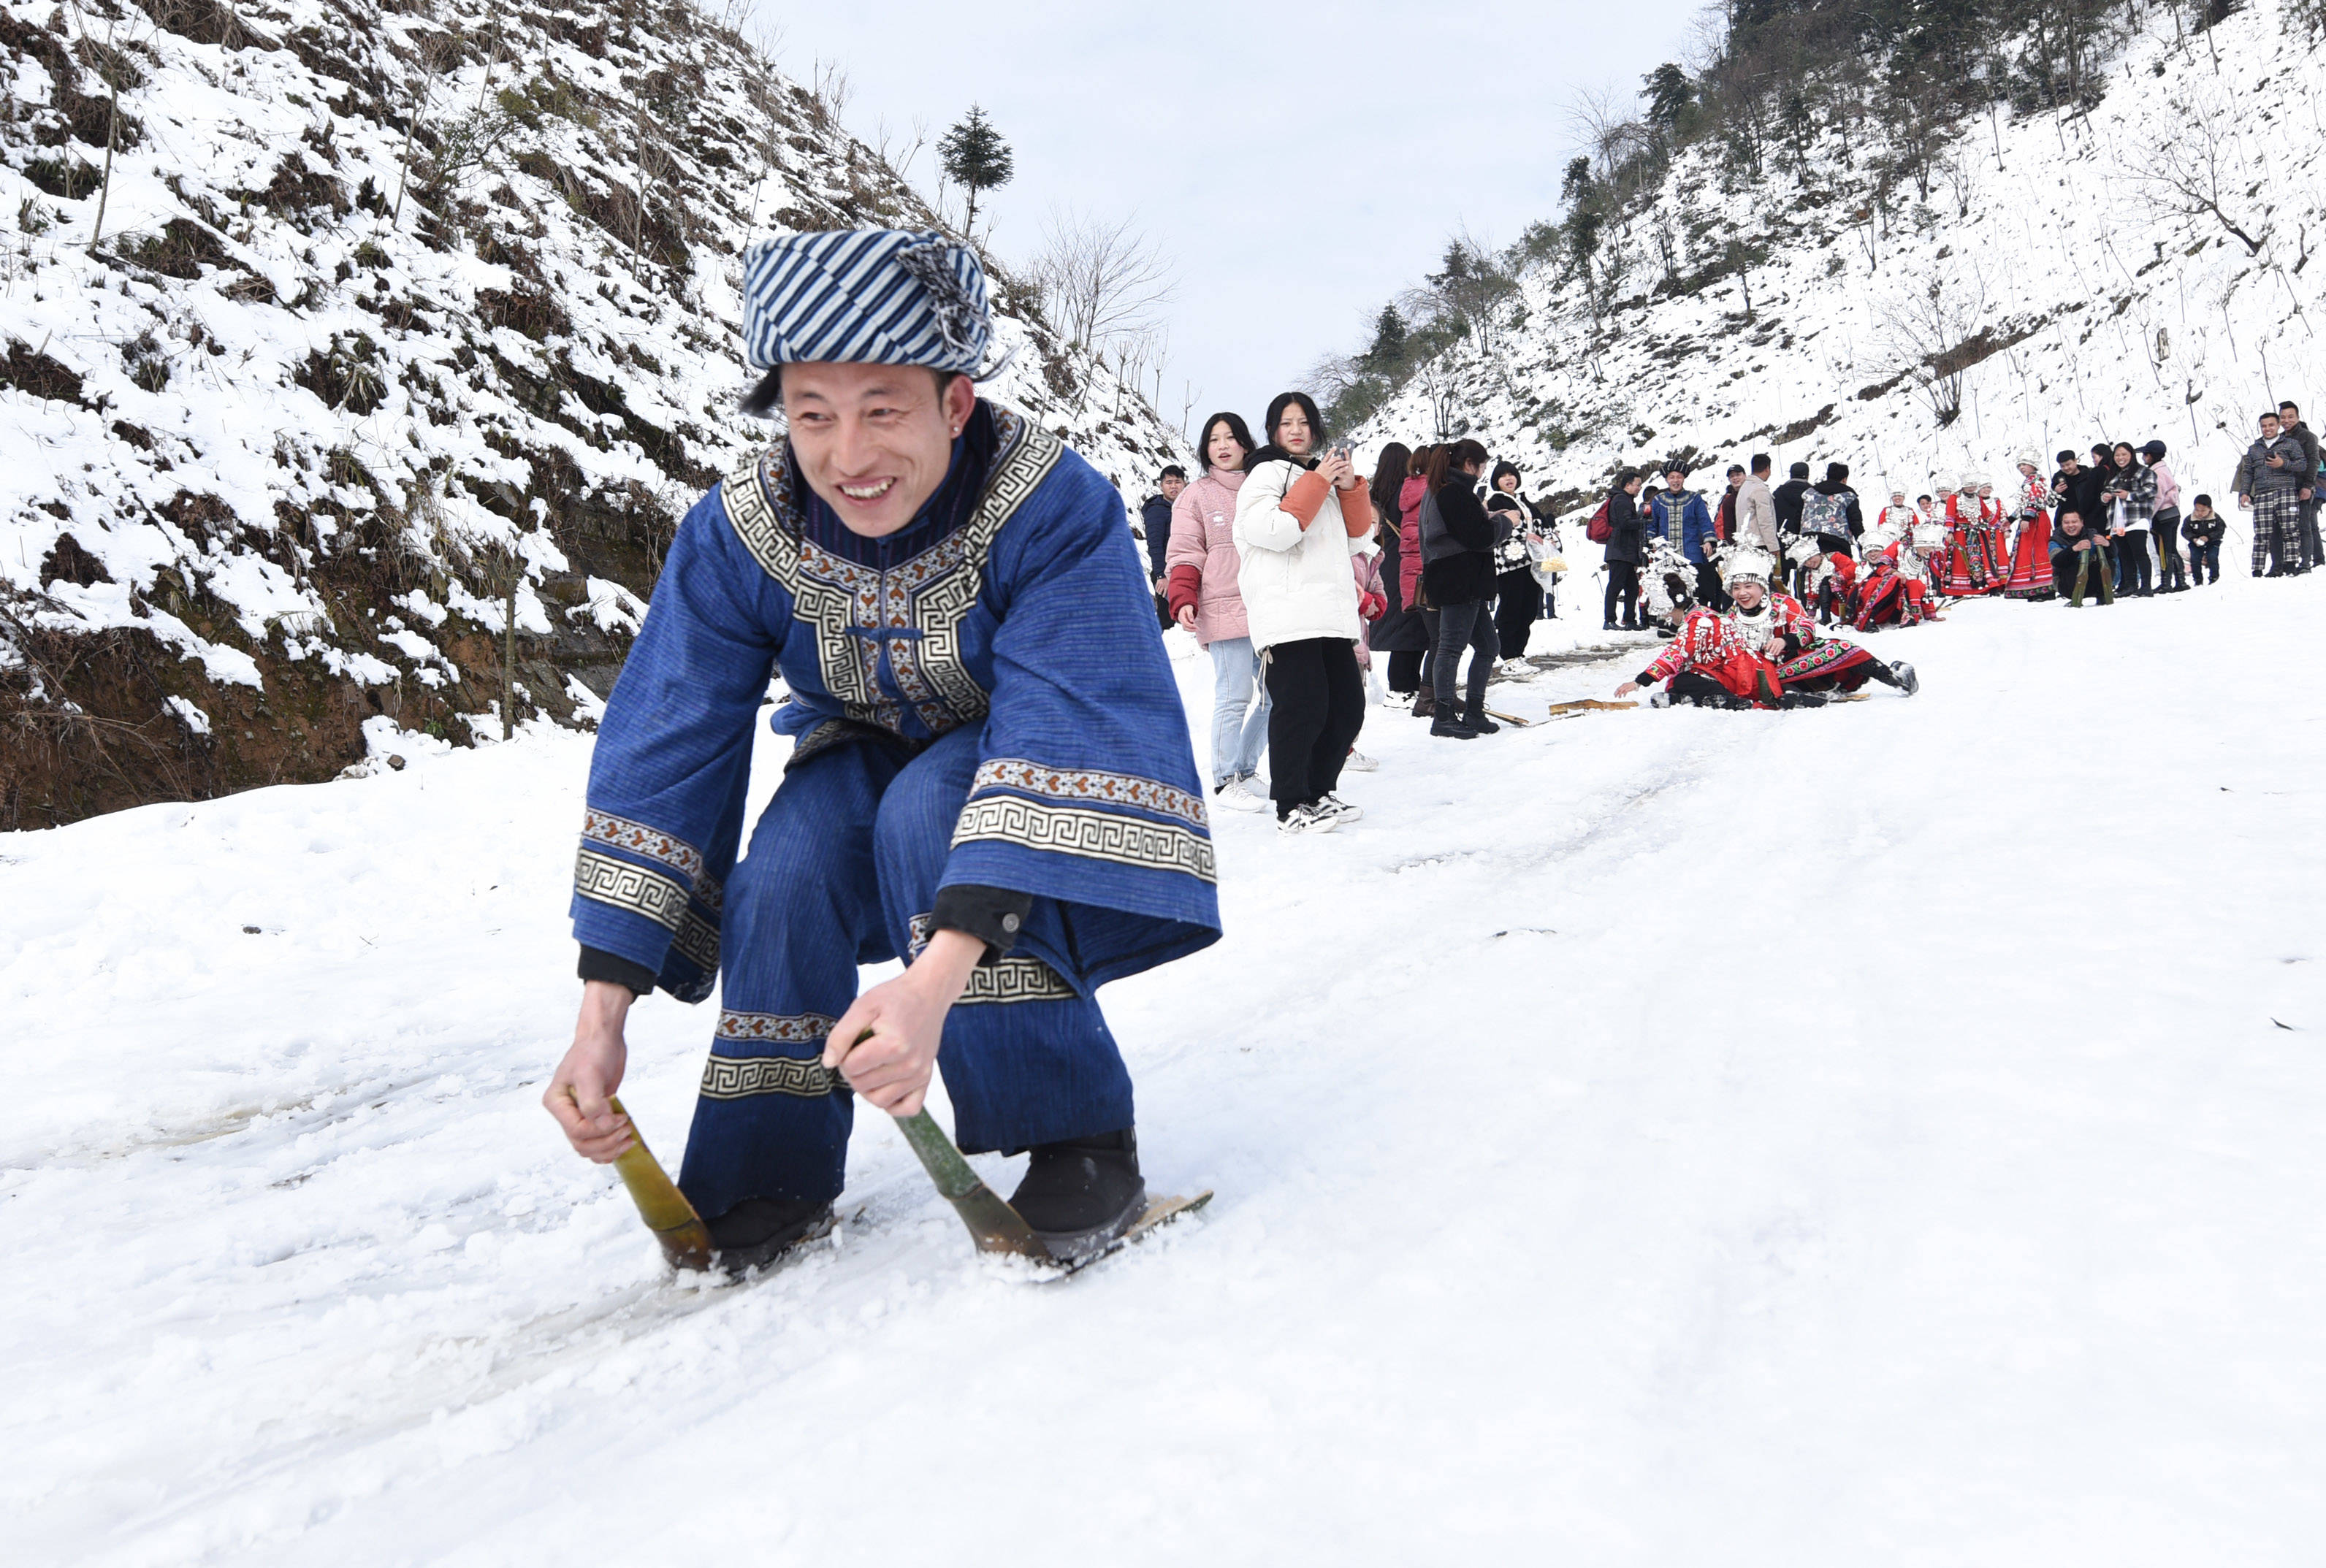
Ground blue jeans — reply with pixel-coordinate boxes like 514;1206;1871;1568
1208;636;1270;785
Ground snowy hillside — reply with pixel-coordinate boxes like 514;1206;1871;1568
0;0;1187;829
1358;0;2322;530
4;575;2322;1564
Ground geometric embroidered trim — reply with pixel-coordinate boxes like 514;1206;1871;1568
698;1050;847;1099
573;846;690;932
969;758;1208;832
956;960;1079;1006
714;1009;839;1043
671;903;721;974
950;796;1217;884
579;809;704;885
905;913;1080;1005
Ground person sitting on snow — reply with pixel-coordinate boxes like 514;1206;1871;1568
2051;506;2113;606
543;229;1222;1271
1614;548;1915;709
1850;525;1937;630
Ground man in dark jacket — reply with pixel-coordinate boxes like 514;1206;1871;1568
2050;450;2105;551
1423;455;1506;738
2279;401;2319;571
2050;508;2112;606
2234;411;2308;576
1773;462;1812;540
1799;462;1863;557
1141;465;1186;581
1602;469;1647;630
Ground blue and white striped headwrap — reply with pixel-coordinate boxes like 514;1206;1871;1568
740;229;994;375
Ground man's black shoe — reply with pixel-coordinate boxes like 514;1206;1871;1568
703;1195;836;1275
1008;1128;1145;1261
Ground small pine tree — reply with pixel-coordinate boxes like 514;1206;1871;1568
938;105;1014;238
1642;63;1692;131
1362;305;1408;371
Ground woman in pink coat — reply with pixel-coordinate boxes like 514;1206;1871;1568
1165;413;1270;811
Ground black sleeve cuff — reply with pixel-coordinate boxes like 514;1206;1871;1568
930;884;1035;963
1636;670;1660;687
579;946;658;997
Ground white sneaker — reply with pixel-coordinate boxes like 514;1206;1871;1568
1277;800;1338;835
1381;690;1414;710
1316;792;1364;824
1213;774;1267;812
1343;749;1379;773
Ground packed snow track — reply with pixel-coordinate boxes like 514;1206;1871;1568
4;579;2321;1565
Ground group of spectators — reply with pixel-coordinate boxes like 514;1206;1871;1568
1140;399;1562;833
1136;391;2323;833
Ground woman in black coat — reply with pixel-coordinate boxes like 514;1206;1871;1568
1362;443;1428;699
1602;468;1647;630
1420;437;1501;738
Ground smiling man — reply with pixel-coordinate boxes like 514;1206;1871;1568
544;229;1220;1271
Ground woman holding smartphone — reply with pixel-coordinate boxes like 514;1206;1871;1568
1232;392;1375;835
2105;439;2156;597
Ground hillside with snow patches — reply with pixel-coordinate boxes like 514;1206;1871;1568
1359;0;2322;532
0;0;1187;829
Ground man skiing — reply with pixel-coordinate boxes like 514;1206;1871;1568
1614;548;1915;708
544;229;1222;1271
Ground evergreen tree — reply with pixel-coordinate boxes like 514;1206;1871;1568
1642;62;1693;131
1362;304;1408;371
938;105;1014;238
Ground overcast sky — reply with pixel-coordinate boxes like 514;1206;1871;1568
751;1;1709;438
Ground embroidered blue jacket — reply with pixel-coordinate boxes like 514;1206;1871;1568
570;402;1221;1002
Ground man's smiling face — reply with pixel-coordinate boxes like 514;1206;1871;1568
782;362;977;538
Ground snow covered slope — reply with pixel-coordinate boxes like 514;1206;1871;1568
4;575;2322;1564
1359;0;2322;531
0;0;1186;828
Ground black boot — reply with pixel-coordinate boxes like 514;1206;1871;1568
1430;708;1476;738
1462;700;1500;734
1008;1128;1146;1260
703;1195;836;1275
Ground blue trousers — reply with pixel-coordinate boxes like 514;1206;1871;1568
676;724;1136;1220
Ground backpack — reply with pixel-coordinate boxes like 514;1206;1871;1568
1799;487;1847;540
1585;497;1612;543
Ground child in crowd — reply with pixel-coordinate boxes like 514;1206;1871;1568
2182;494;2225;585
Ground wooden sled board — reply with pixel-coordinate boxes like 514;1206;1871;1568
1545;698;1639;713
1046;1190;1214;1278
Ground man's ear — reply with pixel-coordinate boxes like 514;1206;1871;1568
942;373;977;433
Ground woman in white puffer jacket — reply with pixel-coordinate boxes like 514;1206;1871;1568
1232;391;1375;835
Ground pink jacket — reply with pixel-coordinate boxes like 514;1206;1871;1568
1350;549;1384;670
1164;469;1250;646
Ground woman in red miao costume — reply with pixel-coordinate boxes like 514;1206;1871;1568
2002;451;2054;598
1940;475;1997;595
1851;524;1937;629
1616;548;1917;707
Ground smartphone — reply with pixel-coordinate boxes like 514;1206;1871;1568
1327;438;1354;461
